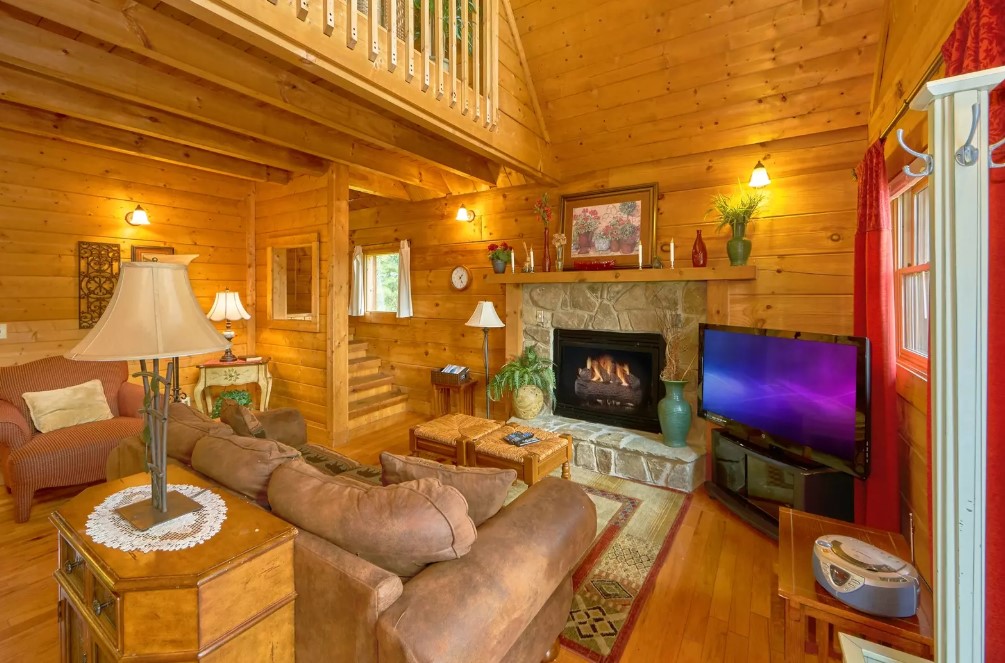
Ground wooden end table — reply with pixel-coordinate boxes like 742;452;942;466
193;356;272;415
777;507;934;662
431;378;478;417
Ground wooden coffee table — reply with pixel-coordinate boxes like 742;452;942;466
777;507;934;661
463;423;572;486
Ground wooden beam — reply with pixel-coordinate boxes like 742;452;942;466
0;100;290;183
347;169;412;200
500;0;550;142
327;163;351;445
0;12;453;193
0;64;323;176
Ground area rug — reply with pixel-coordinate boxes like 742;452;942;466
505;467;691;663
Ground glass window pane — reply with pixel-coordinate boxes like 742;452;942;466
369;253;400;313
914;185;930;265
902;270;930;358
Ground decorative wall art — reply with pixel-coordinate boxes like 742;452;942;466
131;245;175;262
78;241;120;329
559;183;658;268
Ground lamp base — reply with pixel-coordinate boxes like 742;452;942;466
218;347;238;362
115;490;203;531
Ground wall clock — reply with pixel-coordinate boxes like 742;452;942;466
450;265;471;291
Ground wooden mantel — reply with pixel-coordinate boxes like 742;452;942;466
487;265;756;285
497;266;756;359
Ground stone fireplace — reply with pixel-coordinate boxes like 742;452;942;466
515;281;707;492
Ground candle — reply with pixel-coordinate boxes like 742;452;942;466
511;252;516;273
530;248;535;272
670;238;675;268
638;241;642;269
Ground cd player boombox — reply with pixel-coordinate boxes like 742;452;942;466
812;535;920;618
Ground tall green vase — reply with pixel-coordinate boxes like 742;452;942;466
726;221;752;266
657;380;692;448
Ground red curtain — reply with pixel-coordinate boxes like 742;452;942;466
941;0;1005;654
853;140;900;533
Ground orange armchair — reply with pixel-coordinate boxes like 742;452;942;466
0;356;145;522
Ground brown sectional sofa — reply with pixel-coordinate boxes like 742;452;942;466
107;404;597;663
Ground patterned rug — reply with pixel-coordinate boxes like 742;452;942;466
505;466;691;662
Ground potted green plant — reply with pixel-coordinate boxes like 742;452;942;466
488;346;555;419
486;242;512;274
709;187;767;266
656;308;696;447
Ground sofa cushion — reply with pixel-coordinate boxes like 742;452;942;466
167;403;234;464
190;433;299;507
0;356;128;427
218;399;266;438
22;379;114;434
269;459;477;578
380;452;516;526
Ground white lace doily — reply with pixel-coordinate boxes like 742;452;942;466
85;484;228;553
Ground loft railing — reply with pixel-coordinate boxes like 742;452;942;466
278;0;499;128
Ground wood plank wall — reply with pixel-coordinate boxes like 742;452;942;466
349;126;865;415
254;174;331;444
0;128;253;395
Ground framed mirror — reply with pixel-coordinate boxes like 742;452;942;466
267;233;320;332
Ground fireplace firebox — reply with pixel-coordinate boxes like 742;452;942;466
553;329;665;433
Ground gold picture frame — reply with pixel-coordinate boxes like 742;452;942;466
559;183;658;268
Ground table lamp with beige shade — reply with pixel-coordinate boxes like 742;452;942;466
66;261;229;530
465;301;505;417
207;289;251;363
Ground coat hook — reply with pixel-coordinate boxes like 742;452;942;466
956;103;981;167
896;129;934;177
991;136;1005;169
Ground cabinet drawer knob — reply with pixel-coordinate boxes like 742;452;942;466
92;597;114;616
64;558;83;574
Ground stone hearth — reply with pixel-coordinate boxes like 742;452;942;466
511;412;704;492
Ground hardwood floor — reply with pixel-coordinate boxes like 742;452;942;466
0;413;786;663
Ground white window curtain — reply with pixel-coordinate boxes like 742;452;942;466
349;246;365;317
397;240;413;318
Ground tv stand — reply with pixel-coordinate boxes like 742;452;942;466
707;430;854;540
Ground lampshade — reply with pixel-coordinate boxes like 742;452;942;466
465;301;505;328
748;161;771;188
126;205;150;226
67;262;229;361
207;289;251;322
456;204;475;222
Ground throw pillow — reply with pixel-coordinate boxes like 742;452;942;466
268;459;477;578
22;379;113;433
218;399;267;438
380;452;516;526
190;433;300;507
167;403;234;464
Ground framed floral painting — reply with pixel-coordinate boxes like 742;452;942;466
559;183;658;268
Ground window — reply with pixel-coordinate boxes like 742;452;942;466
890;176;930;374
365;250;399;313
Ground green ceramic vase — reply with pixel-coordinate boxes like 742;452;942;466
657;380;691;448
726;221;752;266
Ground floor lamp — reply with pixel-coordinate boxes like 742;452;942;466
465;301;505;417
66;262;229;529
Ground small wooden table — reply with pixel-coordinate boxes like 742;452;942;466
431;378;478;417
777;508;934;662
193;356;272;415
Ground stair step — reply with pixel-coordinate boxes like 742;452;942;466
349;391;408;418
348;356;382;377
349;340;368;360
348;373;394;402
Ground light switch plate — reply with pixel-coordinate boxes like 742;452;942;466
0;323;6;340
536;311;546;324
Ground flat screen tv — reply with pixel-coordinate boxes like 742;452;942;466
697;324;870;478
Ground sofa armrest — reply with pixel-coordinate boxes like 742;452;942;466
0;399;31;451
376;477;597;663
118;382;145;419
256;407;308;449
295;530;403;663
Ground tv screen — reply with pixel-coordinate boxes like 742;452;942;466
698;324;870;478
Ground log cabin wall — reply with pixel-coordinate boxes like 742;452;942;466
254;174;332;445
0;128;253;396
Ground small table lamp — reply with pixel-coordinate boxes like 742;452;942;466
207;289;251;363
465;301;505;417
67;262;229;530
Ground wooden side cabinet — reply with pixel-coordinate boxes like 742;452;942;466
52;467;297;662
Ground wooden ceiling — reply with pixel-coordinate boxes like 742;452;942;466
511;0;885;177
0;0;525;201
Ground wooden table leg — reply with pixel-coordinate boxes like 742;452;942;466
815;616;832;661
561;435;572;480
786;601;806;662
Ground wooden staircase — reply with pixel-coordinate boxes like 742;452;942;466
347;328;408;430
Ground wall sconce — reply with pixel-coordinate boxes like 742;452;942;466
748;161;771;188
455;204;476;222
126;205;150;226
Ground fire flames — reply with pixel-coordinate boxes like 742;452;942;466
586;355;632;387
